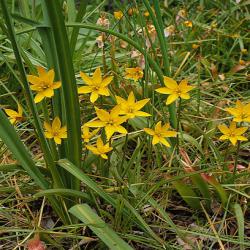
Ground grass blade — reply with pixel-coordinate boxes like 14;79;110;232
69;204;133;250
234;203;245;250
43;1;82;181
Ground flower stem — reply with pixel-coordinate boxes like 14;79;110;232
176;98;182;157
233;141;241;181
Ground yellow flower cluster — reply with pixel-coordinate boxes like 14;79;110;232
218;100;249;145
5;65;196;159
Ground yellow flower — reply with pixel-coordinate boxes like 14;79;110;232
225;100;250;123
86;137;112;159
27;66;61;103
155;77;195;105
4;103;23;124
85;106;127;140
183;20;193;27
218;122;248;146
115;91;151;119
114;10;123;20
241;49;248;55
78;67;113;103
125;67;143;81
144;121;177;147
192;44;200;49
44;117;67;144
81;126;99;143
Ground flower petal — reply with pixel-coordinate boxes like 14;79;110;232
93;67;102;84
166;94;178;105
163;76;178;89
155;87;173;94
80;71;93;85
90;92;99;103
78;86;92;94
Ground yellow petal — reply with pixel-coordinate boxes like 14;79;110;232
44;131;53;138
163;76;178;89
44;69;55;83
53;81;61;89
90;92;99;103
17;103;23;116
229;137;237;146
100;154;108;159
78;86;92;94
235;127;248;135
43;88;54;98
180;93;190;99
96;108;109;121
27;75;42;85
116;95;126;104
34;93;45;103
105;125;115;140
134;98;150;110
134;111;151;117
80;71;93;85
155;87;173;94
85;120;106;128
54;137;62;144
127;91;135;104
37;66;46;77
144;128;155;135
152;135;160;145
166;94;178;105
218;124;230;135
159;138;171;147
93;67;102;84
236;136;248;141
98;87;110;96
4;109;18;117
52;117;61;130
44;121;52;131
115;125;127;134
101;76;113;87
96;137;104;148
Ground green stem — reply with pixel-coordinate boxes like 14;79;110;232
233;141;241;180
176;98;182;157
44;1;82;191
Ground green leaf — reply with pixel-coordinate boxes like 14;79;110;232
233;203;245;250
69;204;133;250
34;188;91;203
43;1;82;192
172;180;201;210
58;159;117;207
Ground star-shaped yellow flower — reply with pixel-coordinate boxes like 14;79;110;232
114;10;123;20
4;103;23;124
86;137;113;159
144;121;177;147
27;66;61;103
78;67;113;103
225;100;250;123
81;126;99;143
44;117;67;144
218;121;248;146
125;67;143;81
85;106;127;140
115;91;151;119
155;77;195;105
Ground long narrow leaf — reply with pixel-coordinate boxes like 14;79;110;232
43;1;82;188
69;204;133;250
